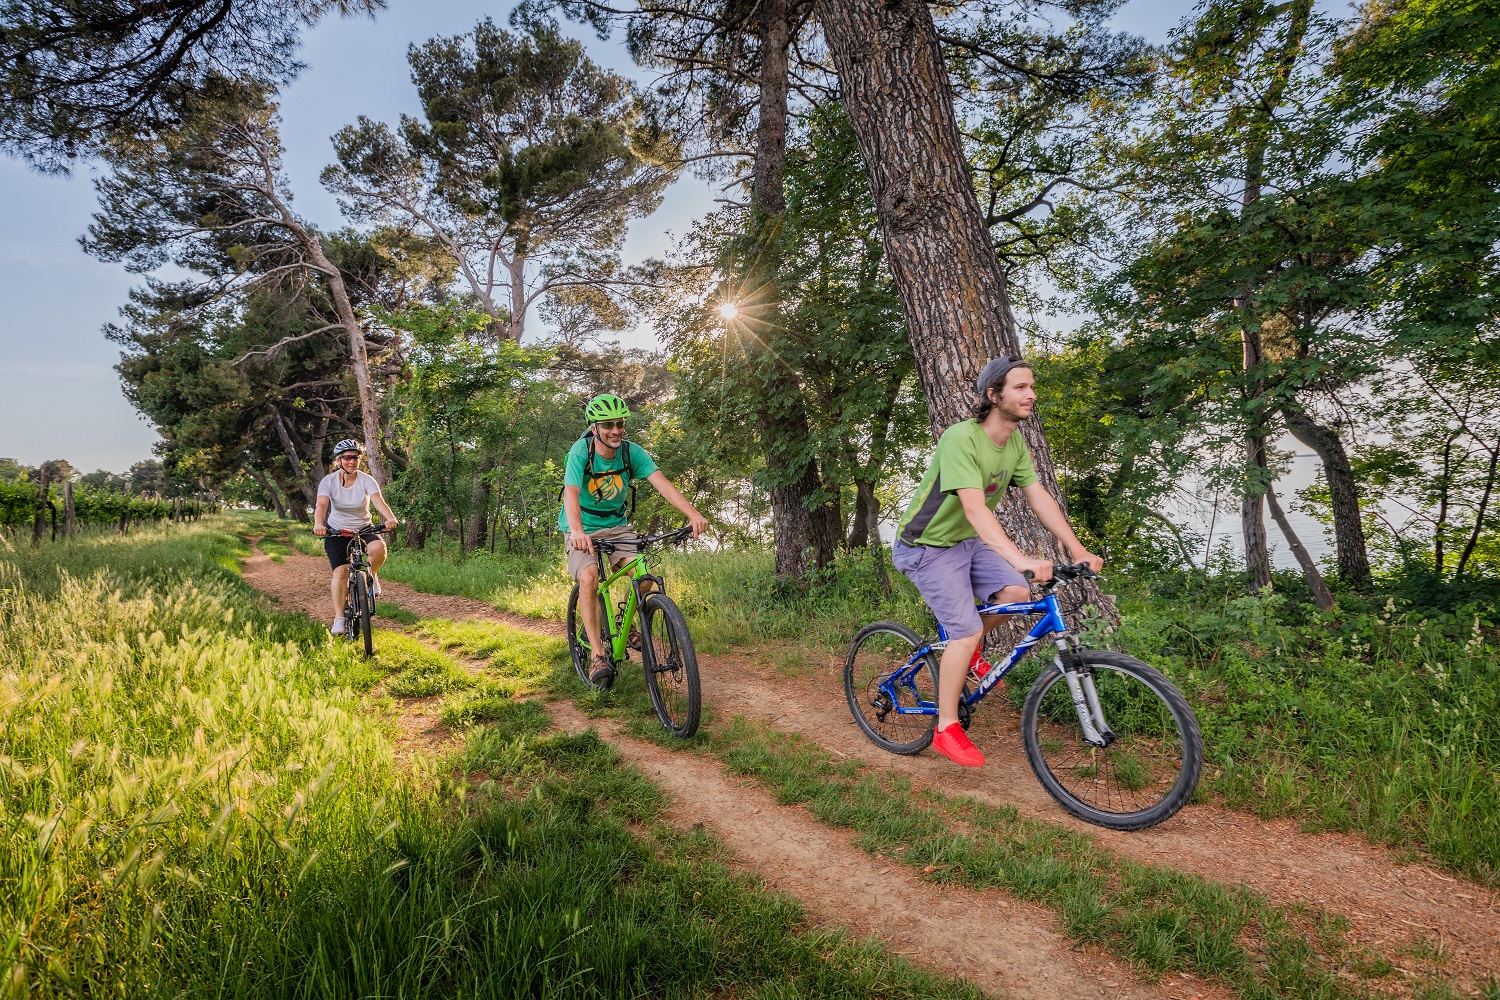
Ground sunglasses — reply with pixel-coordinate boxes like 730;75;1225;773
337;454;360;461
596;420;627;430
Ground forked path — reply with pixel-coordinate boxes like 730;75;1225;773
241;546;1500;991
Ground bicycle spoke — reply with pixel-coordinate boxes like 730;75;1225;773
844;623;937;754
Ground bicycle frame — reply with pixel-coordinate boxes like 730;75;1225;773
881;588;1117;747
590;546;664;664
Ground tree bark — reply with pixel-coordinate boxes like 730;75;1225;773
817;0;1112;620
464;468;492;552
1281;403;1371;587
1243;438;1274;591
63;479;77;540
1265;479;1334;610
749;0;836;579
269;406;319;507
1456;440;1499;577
249;466;289;519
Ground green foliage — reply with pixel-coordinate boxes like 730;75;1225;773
0;480;201;529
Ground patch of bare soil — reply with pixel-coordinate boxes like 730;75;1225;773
238;547;1500;992
548;702;1217;1000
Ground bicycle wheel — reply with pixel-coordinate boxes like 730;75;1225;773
843;621;938;754
640;593;700;737
566;583;613;689
1021;650;1202;830
352;573;373;657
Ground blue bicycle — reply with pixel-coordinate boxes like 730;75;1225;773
844;563;1202;830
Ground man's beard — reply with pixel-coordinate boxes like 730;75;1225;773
997;401;1031;422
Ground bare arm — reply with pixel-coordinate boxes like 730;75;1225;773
646;470;710;538
563;484;593;553
957;488;1053;582
370;491;398;527
314;496;331;536
1020;482;1103;571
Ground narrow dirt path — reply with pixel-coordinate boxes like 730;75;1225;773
548;700;1212;1000
240;545;1500;991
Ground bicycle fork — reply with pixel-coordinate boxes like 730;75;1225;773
1054;636;1115;748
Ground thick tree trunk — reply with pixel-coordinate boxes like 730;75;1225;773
1243;439;1274;591
1280;403;1371;587
464;468;491;553
506;245;528;342
749;0;836;579
1265;480;1334;610
817;0;1112;619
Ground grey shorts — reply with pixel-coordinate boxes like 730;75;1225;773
565;525;641;580
892;538;1029;640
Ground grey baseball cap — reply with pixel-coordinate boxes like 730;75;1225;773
976;356;1029;395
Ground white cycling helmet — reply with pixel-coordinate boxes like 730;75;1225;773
333;439;363;457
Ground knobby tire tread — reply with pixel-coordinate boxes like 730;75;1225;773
1020;650;1202;831
641;593;700;738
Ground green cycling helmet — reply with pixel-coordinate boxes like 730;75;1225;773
585;393;631;422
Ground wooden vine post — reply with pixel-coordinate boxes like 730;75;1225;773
63;479;77;540
31;466;50;545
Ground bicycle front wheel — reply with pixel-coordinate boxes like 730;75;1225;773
640;593;700;737
843;621;937;755
1021;650;1202;830
353;573;373;657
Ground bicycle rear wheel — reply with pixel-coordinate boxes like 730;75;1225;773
640;593;700;737
1021;650;1202;830
352;573;373;657
843;621;937;754
566;583;614;690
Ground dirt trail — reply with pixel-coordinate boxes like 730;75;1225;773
240;545;1500;990
548;700;1208;1000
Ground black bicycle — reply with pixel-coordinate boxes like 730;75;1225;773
333;527;388;657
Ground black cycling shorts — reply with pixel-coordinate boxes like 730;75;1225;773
324;527;383;568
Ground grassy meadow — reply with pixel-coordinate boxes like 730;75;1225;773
0;519;982;998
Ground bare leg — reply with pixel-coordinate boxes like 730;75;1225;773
578;563;605;657
368;539;387;575
330;565;350;620
937;631;980;731
977;584;1031;636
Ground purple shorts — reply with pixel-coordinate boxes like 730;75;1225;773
892;538;1029;640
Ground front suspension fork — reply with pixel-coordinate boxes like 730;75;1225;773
1054;636;1115;747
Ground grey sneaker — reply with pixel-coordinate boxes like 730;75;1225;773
370;576;382;597
330;617;347;635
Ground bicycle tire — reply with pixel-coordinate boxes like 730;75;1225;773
566;583;614;690
352;572;373;657
640;593;700;737
843;621;938;755
1021;650;1202;830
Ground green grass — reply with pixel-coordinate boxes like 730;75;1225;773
0;519;986;999
379;538;1500;884
380;544;930;653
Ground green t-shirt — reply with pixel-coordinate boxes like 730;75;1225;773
897;421;1038;547
557;435;659;533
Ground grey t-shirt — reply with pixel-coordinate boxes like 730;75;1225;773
318;471;381;532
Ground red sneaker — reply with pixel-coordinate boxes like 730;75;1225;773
932;722;985;767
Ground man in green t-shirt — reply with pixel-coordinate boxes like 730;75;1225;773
894;358;1103;768
561;393;709;684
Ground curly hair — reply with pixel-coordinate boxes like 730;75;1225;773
970;363;1032;421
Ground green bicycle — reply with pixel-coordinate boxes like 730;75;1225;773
566;526;701;737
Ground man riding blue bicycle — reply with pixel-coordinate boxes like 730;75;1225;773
894;357;1103;768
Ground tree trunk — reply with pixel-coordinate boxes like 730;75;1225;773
63;479;77;540
1265;480;1335;610
506;243;528;342
1280;404;1371;587
1456;440;1499;577
1243;437;1274;591
304;238;388;484
849;478;872;549
749;0;837;579
31;466;50;545
249;467;289;519
817;0;1112;619
270;407;320;507
464;469;491;552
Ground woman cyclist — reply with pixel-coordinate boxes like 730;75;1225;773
313;439;398;635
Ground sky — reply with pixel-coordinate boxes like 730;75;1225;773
0;0;1191;475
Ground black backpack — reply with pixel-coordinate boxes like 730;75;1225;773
568;430;637;521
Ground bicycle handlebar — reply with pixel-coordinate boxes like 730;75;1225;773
594;525;694;554
1021;561;1101;590
331;526;393;537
